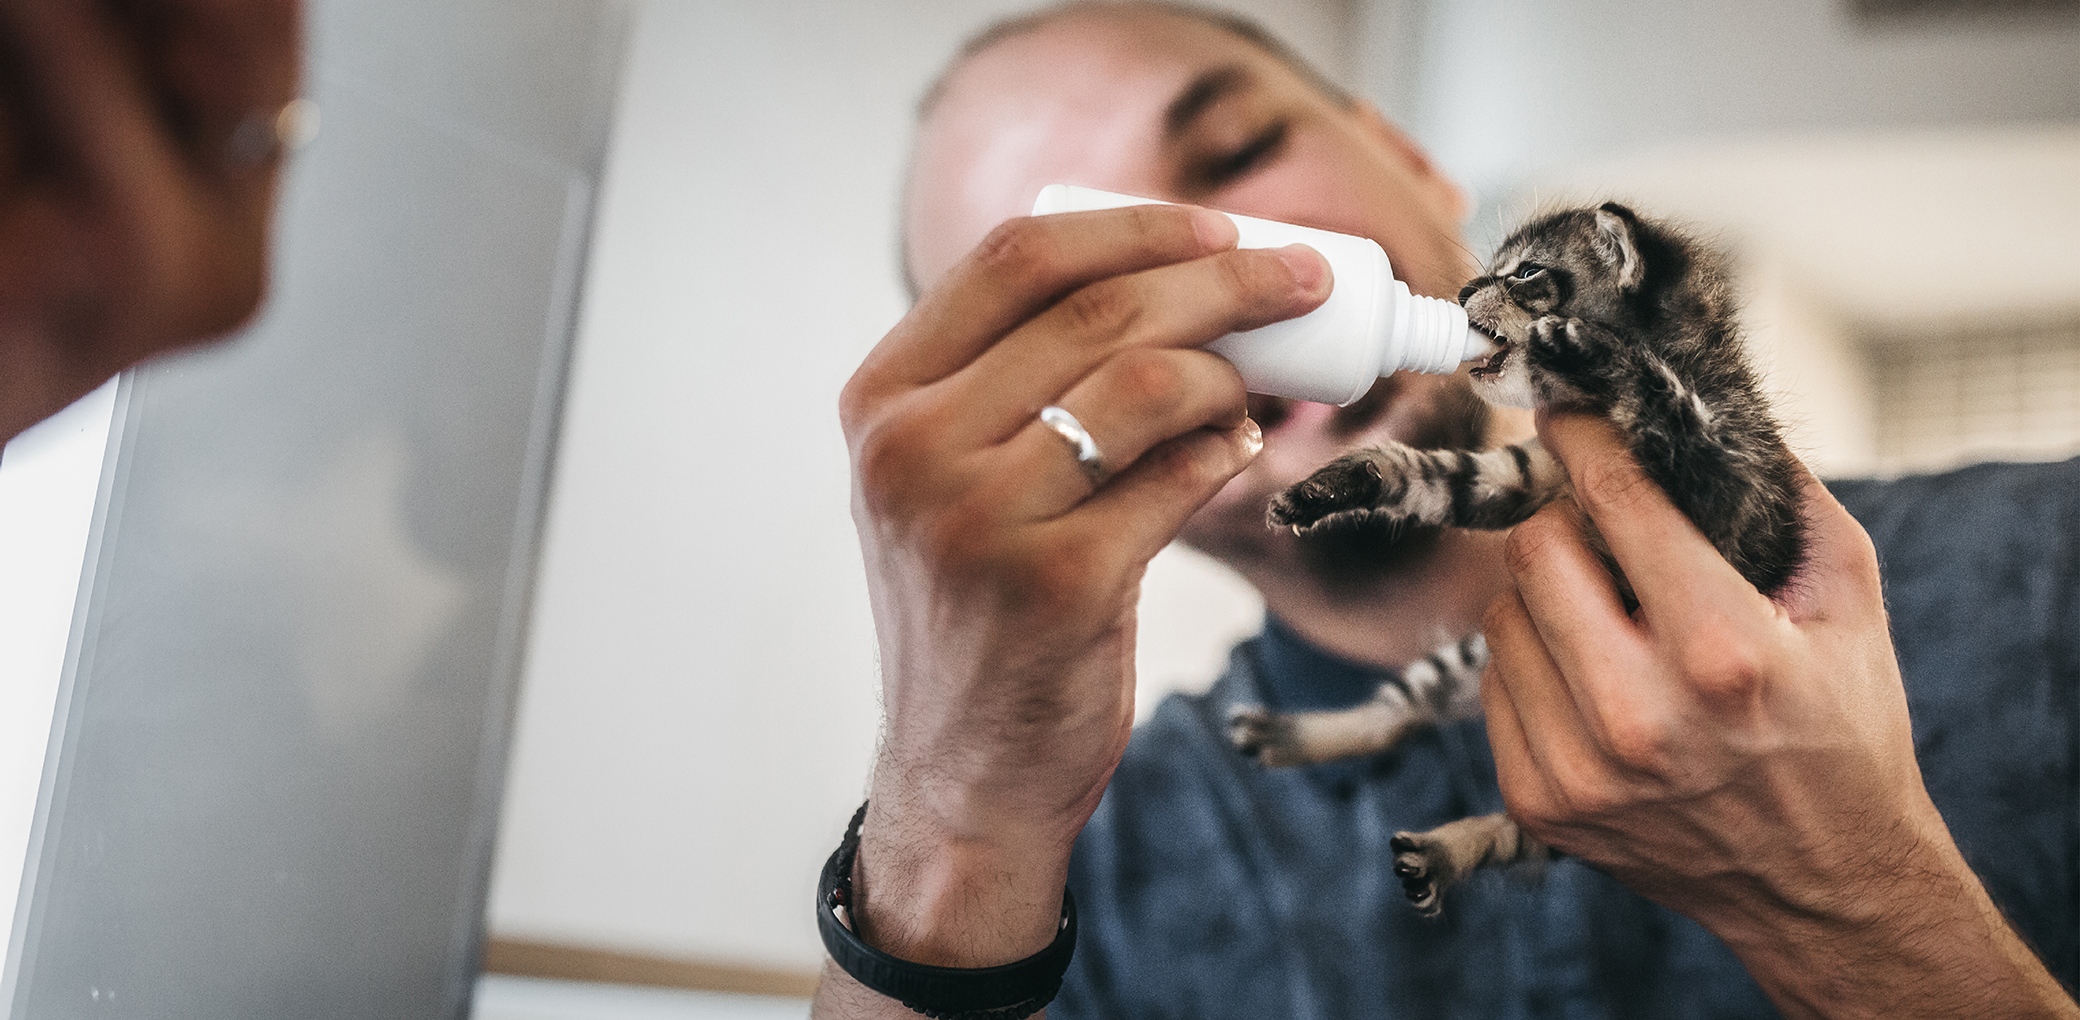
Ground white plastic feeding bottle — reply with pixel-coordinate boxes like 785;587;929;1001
1032;184;1495;405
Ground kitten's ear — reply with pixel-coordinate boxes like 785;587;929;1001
1593;203;1644;292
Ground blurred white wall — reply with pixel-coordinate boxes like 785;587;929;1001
1364;0;2080;217
487;0;1353;975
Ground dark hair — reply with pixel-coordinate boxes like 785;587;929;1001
917;1;1353;120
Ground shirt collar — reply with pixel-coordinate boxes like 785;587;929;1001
1252;614;1398;713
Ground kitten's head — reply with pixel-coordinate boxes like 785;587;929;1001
1458;202;1716;410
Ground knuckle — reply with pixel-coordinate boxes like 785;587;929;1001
1215;248;1281;311
1107;348;1187;409
851;411;936;508
1543;756;1625;820
1122;202;1189;248
1676;626;1768;703
971;217;1063;287
837;372;875;437
1597;711;1674;773
1056;279;1144;340
1833;517;1883;585
1502;511;1571;576
1571;450;1658;516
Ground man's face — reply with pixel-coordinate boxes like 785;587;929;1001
905;7;1490;569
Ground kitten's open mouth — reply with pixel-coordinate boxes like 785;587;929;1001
1467;323;1509;379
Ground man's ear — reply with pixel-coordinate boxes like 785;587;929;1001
1353;100;1468;221
1592;202;1644;292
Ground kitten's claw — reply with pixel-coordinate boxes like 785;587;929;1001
1390;832;1449;918
1528;315;1604;364
1227;705;1304;768
1267;456;1386;531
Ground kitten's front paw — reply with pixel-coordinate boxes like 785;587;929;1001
1527;315;1604;365
1267;454;1387;531
1227;705;1306;768
1389;831;1453;919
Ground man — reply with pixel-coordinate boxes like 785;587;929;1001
816;3;2078;1017
0;0;299;445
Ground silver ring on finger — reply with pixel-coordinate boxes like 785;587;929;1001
1039;405;1106;486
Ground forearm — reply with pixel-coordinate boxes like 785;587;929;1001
1700;802;2076;1020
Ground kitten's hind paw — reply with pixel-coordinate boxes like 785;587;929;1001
1390;831;1453;918
1266;455;1387;531
1227;705;1304;768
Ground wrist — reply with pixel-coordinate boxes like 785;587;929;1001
850;795;1077;969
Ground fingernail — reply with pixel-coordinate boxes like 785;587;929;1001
1238;416;1263;457
1190;207;1239;250
1275;244;1328;293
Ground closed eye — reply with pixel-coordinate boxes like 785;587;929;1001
1194;121;1287;189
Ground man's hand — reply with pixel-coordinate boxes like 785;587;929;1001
0;0;301;442
816;204;1326;1014
1483;411;2078;1019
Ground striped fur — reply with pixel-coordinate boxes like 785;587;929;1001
1227;634;1488;768
1235;203;1808;917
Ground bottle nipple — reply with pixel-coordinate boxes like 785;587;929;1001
1462;326;1497;362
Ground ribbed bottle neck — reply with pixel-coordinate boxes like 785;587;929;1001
1400;291;1472;374
1377;281;1476;376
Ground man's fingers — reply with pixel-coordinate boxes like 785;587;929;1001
945;243;1324;442
1777;465;1885;626
1482;585;1623;801
1540;412;1759;622
989;348;1246;521
852;205;1239;404
1061;418;1262;569
1479;593;1575;833
1503;499;1658;746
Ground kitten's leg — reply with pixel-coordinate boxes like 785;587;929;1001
1227;690;1432;768
1267;439;1566;533
1229;634;1487;766
1390;813;1552;918
1522;314;1625;409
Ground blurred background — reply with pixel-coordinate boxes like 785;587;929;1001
478;0;2080;1013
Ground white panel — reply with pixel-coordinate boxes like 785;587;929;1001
0;379;118;976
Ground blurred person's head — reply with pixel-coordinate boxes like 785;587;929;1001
903;1;1519;581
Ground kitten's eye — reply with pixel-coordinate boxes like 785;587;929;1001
1511;263;1546;281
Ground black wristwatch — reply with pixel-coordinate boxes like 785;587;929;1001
817;801;1077;1019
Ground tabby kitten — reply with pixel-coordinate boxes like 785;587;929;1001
1228;202;1806;916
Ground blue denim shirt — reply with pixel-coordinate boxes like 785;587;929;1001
1057;457;2080;1020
